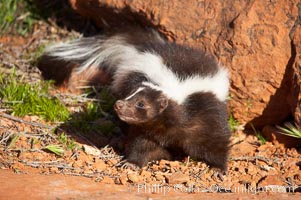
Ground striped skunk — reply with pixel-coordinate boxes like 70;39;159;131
38;28;231;171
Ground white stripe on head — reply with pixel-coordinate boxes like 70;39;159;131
142;82;162;92
125;87;145;100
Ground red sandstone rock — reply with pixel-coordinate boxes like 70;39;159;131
290;26;301;129
258;175;285;187
166;171;190;184
68;0;300;129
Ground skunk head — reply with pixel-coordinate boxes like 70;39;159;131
114;85;168;124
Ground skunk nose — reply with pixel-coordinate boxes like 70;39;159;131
114;100;124;110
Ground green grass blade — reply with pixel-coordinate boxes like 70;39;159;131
276;122;301;138
44;145;64;156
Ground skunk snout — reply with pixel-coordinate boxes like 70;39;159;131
114;100;124;110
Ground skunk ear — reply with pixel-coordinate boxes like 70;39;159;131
158;97;168;113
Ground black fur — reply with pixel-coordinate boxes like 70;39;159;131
112;71;148;99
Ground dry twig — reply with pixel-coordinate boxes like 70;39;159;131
19;160;76;170
229;156;274;165
0;113;55;130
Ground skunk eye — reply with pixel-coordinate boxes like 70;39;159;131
136;102;145;109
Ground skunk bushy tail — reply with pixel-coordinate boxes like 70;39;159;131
38;29;165;93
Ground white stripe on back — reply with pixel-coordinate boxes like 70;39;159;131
114;52;229;104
